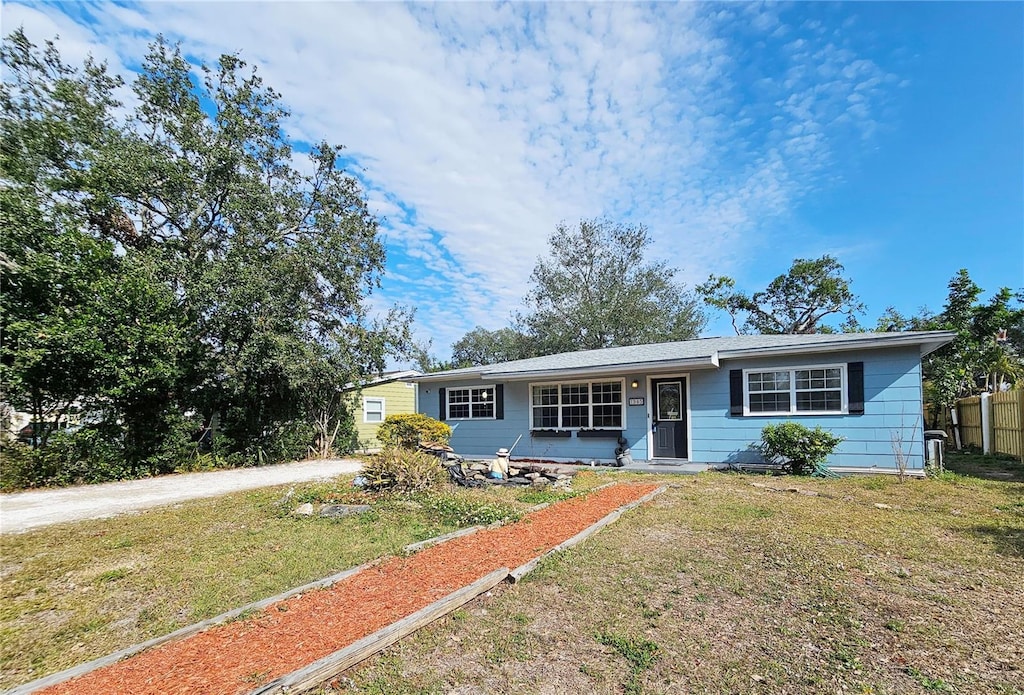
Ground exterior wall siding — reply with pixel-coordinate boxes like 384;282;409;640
689;346;925;471
417;345;926;471
351;380;418;449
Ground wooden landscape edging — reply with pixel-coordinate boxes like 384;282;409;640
401;499;553;555
7;484;662;695
508;485;666;583
248;567;510;695
403;525;484;553
4;558;383;695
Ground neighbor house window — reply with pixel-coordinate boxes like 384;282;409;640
745;365;845;415
363;397;385;423
530;380;624;429
446;386;495;419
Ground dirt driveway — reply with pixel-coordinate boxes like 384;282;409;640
0;458;362;534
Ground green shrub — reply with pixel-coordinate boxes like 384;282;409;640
1;427;131;490
0;441;40;491
360;447;448;492
377;414;451;449
759;422;843;475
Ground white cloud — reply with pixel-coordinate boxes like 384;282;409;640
6;1;901;356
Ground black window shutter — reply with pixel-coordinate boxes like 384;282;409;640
495;384;504;420
729;370;744;416
848;362;865;414
438;388;446;421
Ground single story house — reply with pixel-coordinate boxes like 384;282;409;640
347;370;421;451
406;331;955;474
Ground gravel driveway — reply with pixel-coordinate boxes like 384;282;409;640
0;458;362;534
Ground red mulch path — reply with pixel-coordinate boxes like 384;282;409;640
41;483;658;695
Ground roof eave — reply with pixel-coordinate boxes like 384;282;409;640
406;370;486;383
487;355;720;381
718;330;957;360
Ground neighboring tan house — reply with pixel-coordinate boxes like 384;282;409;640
405;331;955;474
349;371;421;451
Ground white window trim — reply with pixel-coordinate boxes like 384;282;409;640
363;396;385;424
446;384;497;420
743;364;848;416
528;378;627;431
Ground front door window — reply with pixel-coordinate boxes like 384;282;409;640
652;377;688;459
657;382;682;421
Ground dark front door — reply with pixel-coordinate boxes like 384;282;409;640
652;378;688;459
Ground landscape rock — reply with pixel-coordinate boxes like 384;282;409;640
293;503;314;516
320;504;371;518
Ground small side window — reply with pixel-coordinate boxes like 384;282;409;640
363;397;385;423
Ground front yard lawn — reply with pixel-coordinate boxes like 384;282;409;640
3;457;1022;694
341;457;1024;695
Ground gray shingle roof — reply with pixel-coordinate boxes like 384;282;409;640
411;331;955;382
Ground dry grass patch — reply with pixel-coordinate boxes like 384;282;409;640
337;468;1024;695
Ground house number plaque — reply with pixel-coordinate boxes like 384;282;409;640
628;397;645;406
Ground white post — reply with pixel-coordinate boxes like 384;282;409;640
980;392;992;454
950;407;962;450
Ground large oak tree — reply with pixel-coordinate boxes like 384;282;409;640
1;31;411;481
697;255;865;334
516;218;707;356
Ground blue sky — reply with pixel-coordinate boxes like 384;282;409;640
5;1;1022;360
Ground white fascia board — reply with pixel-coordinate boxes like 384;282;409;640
346;370;424;390
487;356;719;382
406;370;486;383
718;331;956;360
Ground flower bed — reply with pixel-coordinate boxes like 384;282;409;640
36;483;660;695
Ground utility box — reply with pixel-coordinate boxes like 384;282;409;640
924;430;947;469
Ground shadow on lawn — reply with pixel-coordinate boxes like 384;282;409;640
967;523;1024;558
945;453;1024;483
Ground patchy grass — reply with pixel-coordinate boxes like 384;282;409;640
0;474;604;690
946;451;1024;482
338;470;1024;695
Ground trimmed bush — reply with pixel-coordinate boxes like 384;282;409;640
377;414;451;449
360;447;448;492
760;422;843;476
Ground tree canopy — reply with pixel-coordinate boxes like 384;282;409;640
515;218;706;355
1;30;411;484
450;326;534;368
438;219;706;366
697;255;865;334
880;270;1024;417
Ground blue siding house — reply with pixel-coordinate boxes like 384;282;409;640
407;331;954;474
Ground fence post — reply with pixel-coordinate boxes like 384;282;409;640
980;392;992;455
1019;389;1024;462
